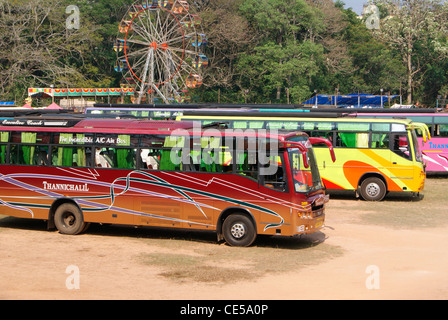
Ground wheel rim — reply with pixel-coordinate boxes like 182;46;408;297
366;182;380;197
230;223;246;239
62;212;76;228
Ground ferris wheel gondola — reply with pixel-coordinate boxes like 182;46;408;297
115;0;208;104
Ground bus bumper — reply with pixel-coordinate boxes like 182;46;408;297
295;194;328;235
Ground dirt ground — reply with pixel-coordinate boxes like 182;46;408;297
1;178;448;300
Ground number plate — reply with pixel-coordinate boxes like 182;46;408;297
315;217;324;228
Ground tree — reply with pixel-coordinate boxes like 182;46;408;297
341;4;406;95
372;0;448;104
236;0;327;103
0;0;129;102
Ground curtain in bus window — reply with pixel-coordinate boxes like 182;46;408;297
58;133;73;166
357;133;369;148
200;136;221;172
160;136;184;171
75;134;86;167
372;133;389;148
21;132;36;165
116;135;134;169
0;132;8;164
339;133;357;147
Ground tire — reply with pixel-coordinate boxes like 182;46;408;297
222;214;257;247
360;177;387;201
54;203;87;235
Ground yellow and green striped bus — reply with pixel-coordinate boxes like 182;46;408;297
177;113;430;201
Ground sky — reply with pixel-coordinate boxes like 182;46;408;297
337;0;366;15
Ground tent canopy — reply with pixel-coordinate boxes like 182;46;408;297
302;93;399;108
45;102;62;109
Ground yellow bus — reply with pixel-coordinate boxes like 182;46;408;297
178;113;430;201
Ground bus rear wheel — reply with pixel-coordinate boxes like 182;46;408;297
360;177;386;201
222;214;256;247
54;203;87;235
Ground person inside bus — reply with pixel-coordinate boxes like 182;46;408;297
95;148;112;168
140;149;159;170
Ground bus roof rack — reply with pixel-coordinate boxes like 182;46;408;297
181;110;350;118
308;108;438;114
94;103;306;109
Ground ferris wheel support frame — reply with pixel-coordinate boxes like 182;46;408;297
136;48;169;104
116;1;207;104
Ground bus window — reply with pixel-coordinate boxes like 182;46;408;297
140;149;160;170
53;146;91;167
235;150;258;180
159;135;185;171
289;148;313;192
309;131;334;144
391;133;411;160
0;132;8;164
32;145;51;166
439;124;448;137
336;132;356;147
260;155;287;192
371;133;389;149
94;147;135;169
8;132;37;165
336;132;369;148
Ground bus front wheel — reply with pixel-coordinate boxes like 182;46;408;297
54;203;87;235
360;177;386;201
222;214;257;247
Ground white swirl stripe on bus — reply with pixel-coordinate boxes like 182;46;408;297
0;171;285;231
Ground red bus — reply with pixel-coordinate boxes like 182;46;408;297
0;117;335;246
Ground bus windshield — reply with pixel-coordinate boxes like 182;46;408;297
287;136;323;193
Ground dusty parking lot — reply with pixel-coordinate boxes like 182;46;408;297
1;177;448;300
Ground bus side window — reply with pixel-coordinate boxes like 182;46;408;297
439;124;448;137
115;148;136;169
336;132;356;148
159;136;184;171
336;132;369;148
140;149;160;170
32;146;50;166
391;133;411;159
54;146;91;167
259;155;287;192
235;150;258;180
0;132;8;164
371;133;389;149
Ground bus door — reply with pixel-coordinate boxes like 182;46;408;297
136;135;185;228
389;128;415;184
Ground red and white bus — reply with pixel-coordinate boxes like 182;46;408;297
0;117;335;246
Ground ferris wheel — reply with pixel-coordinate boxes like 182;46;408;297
114;0;208;104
